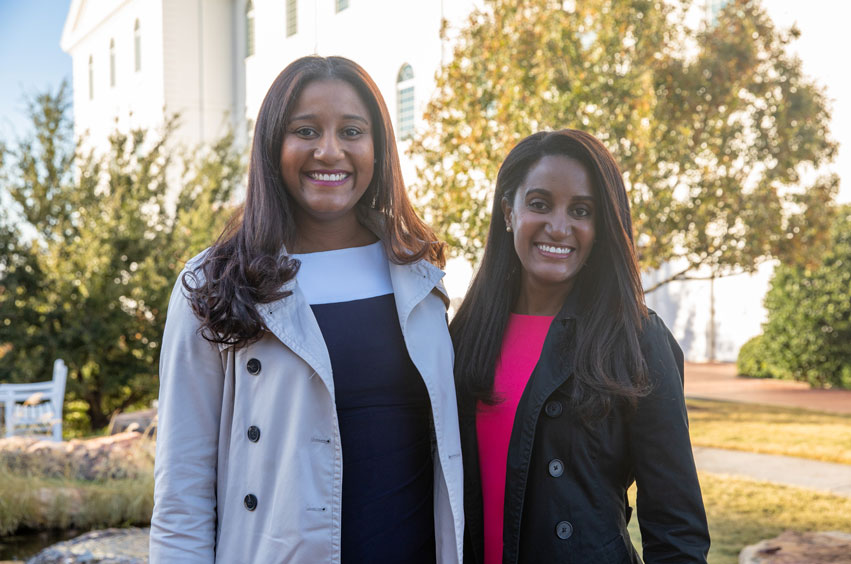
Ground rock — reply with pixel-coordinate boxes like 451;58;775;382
0;433;154;481
31;486;85;524
26;528;149;564
107;410;156;437
739;531;851;563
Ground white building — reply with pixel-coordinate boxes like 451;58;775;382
61;0;781;363
60;0;480;152
60;0;237;149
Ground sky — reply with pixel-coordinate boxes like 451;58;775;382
0;0;72;142
0;0;848;202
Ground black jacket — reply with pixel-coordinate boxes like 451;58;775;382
458;298;710;563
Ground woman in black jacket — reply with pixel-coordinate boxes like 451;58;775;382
451;129;710;563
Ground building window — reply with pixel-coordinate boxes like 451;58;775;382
245;0;256;56
134;20;141;72
109;38;116;87
286;0;297;36
88;55;94;100
396;64;415;139
336;0;349;12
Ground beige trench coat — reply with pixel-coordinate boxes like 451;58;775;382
150;247;464;563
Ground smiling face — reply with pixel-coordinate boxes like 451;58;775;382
280;78;375;229
503;154;596;313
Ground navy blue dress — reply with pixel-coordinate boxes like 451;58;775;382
293;242;436;563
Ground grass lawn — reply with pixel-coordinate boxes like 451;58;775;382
628;472;851;564
686;398;851;464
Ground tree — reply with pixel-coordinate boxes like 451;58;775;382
757;205;851;388
411;0;837;289
0;84;245;430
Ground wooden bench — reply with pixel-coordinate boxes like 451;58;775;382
0;359;67;441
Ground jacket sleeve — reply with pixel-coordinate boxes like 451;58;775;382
628;313;710;563
149;272;225;563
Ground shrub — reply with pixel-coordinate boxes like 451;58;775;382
737;335;780;379
760;206;851;388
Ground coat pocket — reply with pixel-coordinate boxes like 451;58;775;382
595;533;638;564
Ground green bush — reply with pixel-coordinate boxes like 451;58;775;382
760;206;851;388
736;335;780;379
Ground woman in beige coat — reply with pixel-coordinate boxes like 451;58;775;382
150;56;464;564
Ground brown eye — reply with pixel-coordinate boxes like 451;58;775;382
293;126;317;137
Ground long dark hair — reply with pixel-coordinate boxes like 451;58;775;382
451;129;648;421
183;56;445;345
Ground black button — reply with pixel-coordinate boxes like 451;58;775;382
545;400;563;418
548;458;564;477
555;520;573;539
247;358;261;375
247;426;261;443
244;494;258;511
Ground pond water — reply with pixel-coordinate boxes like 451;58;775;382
0;528;81;560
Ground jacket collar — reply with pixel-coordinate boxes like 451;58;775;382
554;282;588;325
360;205;449;312
257;207;447;392
258;276;333;389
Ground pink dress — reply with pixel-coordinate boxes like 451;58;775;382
476;313;555;564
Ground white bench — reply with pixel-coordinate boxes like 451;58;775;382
0;359;67;441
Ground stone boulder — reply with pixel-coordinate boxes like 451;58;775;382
0;432;154;481
26;528;149;564
107;409;156;437
740;531;851;563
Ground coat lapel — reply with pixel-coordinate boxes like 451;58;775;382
503;293;581;564
387;258;447;331
258;277;335;394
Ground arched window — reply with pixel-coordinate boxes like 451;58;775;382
245;0;255;56
286;0;297;37
88;55;94;100
109;38;116;87
134;20;141;72
396;64;415;140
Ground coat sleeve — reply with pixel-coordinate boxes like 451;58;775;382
149;272;225;563
628;313;710;563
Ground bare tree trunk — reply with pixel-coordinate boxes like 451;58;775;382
708;272;716;362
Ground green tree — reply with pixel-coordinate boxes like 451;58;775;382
759;206;851;388
0;84;245;430
412;0;837;288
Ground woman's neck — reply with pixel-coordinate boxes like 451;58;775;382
513;279;573;316
290;214;377;253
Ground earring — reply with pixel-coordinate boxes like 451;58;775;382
506;224;512;232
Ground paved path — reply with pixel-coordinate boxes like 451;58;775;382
683;363;851;497
693;446;851;498
684;362;851;415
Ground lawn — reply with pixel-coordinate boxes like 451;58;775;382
628;472;851;564
3;399;850;561
686;398;851;464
